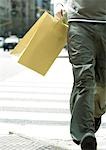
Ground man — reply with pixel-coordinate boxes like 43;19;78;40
54;0;106;150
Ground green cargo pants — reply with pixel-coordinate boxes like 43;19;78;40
67;22;106;143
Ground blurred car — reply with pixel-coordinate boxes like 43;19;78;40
3;35;19;51
0;37;4;48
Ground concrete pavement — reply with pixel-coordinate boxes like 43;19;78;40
0;49;106;149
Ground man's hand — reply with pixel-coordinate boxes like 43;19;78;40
55;9;64;19
54;4;65;20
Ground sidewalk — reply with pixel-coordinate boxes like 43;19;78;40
0;125;106;150
0;132;71;150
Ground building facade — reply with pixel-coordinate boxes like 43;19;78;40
10;0;36;36
0;0;51;37
0;0;11;36
0;0;36;37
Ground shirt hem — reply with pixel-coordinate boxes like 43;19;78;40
68;19;106;23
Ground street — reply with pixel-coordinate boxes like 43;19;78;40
0;49;106;149
0;49;72;138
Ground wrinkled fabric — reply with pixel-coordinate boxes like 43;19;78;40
67;0;106;21
67;22;106;142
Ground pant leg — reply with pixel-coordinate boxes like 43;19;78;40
67;22;96;142
94;24;106;118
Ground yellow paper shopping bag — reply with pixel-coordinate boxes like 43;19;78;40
11;12;68;75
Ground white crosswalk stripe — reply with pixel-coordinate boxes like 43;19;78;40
0;78;72;139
